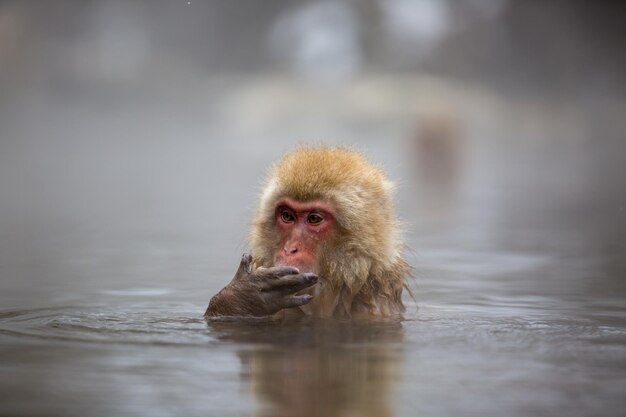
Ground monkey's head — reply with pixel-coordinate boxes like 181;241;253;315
250;147;404;301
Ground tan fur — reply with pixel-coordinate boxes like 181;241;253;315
249;146;409;318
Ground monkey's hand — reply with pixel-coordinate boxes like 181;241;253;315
204;254;317;318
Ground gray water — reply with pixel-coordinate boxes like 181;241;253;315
1;74;625;417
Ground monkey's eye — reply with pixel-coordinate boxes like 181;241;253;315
280;210;295;223
307;213;324;224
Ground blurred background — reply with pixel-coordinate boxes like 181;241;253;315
0;2;625;416
0;0;624;306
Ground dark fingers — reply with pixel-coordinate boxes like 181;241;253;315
262;273;318;292
282;294;314;309
261;265;300;278
236;253;253;275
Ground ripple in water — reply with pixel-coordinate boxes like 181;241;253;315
0;303;212;346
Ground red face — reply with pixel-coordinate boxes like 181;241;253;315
274;198;336;272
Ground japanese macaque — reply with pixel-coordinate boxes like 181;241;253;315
205;147;409;319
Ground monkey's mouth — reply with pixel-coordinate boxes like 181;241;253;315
274;260;317;275
274;254;318;272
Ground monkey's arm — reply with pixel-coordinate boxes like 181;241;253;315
204;254;318;318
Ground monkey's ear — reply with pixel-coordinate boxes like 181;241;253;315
237;253;253;275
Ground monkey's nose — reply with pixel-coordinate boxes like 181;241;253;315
284;246;298;255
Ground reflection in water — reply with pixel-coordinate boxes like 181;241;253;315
209;318;404;417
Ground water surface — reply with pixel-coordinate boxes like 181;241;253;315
1;75;625;417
